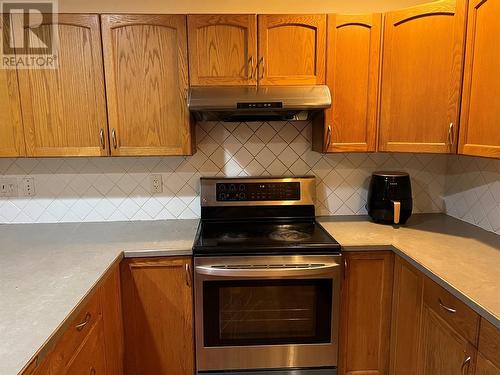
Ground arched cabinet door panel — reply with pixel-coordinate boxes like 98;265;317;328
318;13;381;153
459;0;500;159
17;14;108;157
101;15;194;156
188;14;257;86
257;14;326;85
379;0;466;153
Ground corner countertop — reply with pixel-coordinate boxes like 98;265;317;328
0;219;199;375
317;215;500;329
0;215;499;375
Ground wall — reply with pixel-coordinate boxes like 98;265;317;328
444;155;500;235
58;0;429;14
0;121;448;223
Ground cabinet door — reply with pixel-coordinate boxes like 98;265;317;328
458;0;500;159
188;14;257;86
101;15;193;156
121;257;194;375
17;14;108;157
0;19;25;157
257;14;326;85
389;257;424;375
339;251;394;375
379;0;466;153
323;13;381;152
418;305;476;375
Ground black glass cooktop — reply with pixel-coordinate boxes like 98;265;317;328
193;220;340;256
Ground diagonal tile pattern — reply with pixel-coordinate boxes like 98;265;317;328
0;121;452;224
444;155;500;235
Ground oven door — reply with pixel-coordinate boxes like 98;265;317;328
194;255;341;372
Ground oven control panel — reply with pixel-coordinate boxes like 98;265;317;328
216;182;300;201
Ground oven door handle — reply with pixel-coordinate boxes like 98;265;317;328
195;263;340;278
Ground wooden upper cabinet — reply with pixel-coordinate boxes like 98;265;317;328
379;0;467;153
339;251;394;375
188;14;257;86
101;15;193;156
0;68;25;157
257;14;326;85
459;0;500;159
323;13;381;152
16;14;108;157
121;257;194;375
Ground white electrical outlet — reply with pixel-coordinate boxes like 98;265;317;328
0;178;18;197
22;177;35;197
150;174;163;194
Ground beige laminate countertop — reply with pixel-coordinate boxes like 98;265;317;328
0;214;499;375
318;214;500;329
0;219;199;375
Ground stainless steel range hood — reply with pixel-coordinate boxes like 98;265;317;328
188;85;331;122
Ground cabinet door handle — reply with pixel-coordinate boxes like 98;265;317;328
258;56;265;79
75;312;91;331
438;298;457;314
185;263;192;287
248;56;255;80
461;356;471;375
90;367;96;375
111;129;117;149
343;258;348;280
326;124;332;151
447;123;454;147
99;129;105;149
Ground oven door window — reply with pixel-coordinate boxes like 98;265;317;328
203;279;333;347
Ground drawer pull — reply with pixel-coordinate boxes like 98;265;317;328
439;298;457;314
185;263;192;287
75;313;91;331
461;356;471;375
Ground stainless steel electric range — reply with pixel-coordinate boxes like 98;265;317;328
193;177;342;375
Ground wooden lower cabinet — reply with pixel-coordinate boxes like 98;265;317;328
339;251;394;375
389;255;496;375
389;257;424;375
120;256;194;375
26;263;123;375
418;305;476;375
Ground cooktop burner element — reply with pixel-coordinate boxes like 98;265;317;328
193;176;341;256
269;228;312;242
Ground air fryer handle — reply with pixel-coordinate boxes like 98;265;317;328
392;201;401;224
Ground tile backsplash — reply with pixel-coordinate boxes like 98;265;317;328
0;121;449;224
444;155;500;235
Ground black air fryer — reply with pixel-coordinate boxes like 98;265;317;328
367;171;413;225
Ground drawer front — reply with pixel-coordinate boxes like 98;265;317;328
423;277;480;344
65;318;106;375
34;291;102;374
479;318;500;368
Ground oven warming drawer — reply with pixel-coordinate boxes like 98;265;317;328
194;254;342;372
